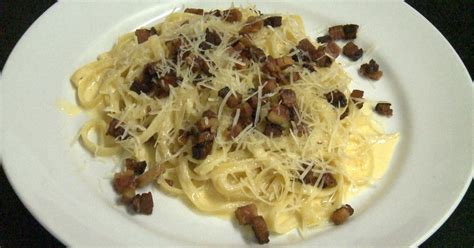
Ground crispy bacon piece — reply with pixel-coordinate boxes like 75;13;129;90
325;41;341;58
130;63;157;94
239;16;263;35
250;216;270;244
227;92;243;108
343;24;359;39
106;118;126;139
262;79;278;95
186;54;210;74
124;159;147;175
231;37;252;51
321;173;337;188
316;35;332;43
342;41;363;61
196;116;218;133
218;86;231;98
329;24;359;40
261;57;280;76
302;170;317;185
197;131;215;144
296;38;325;62
219;87;242;108
249;46;267;63
195;110;218;134
340;107;350;120
302;170;337;188
328;25;345;40
200;28;222;50
136;164;165;188
113;170;135;194
223;8;242;22
279;89;297;108
227;123;244;139
359;59;383;80
247;95;259;109
375;102;393;117
192;141;213;160
240;102;254;119
316;55;333;67
135;29;154;44
296;38;317;53
274;56;294;70
205;28;221;46
325;90;348;108
350;89;364;109
331;204;354;225
131;192;154;215
302;63;316;72
203;109;217;119
184;8;204;15
267;104;290;128
165;38;182;61
154;71;182;98
263;16;282;27
263;123;283;137
235;204;258;225
234;55;251;70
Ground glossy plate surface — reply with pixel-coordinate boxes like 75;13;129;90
2;1;472;246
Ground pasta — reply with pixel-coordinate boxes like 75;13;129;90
72;6;398;237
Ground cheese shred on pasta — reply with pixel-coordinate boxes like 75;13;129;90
72;7;398;234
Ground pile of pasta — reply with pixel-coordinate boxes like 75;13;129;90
71;6;397;238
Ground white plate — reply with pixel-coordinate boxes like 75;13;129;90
2;1;472;246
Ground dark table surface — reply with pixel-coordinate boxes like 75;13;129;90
0;1;472;247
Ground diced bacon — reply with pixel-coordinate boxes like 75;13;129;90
321;173;337;188
330;204;354;225
263;123;283;137
250;216;270;244
316;35;332;43
239;16;263;35
279;89;297;108
113;170;135;194
235;204;258;225
184;8;204;15
328;25;345;40
192;141;213;159
316;55;333;67
325;41;341;58
359;59;383;80
263;16;282;27
325;90;348;108
342;42;363;61
131;192;154;215
135;29;153;44
267;104;290;128
124;158;147;175
262;79;278;95
223;8;242;22
350;89;364;109
374;102;393;117
106;118;127;139
342;24;359;39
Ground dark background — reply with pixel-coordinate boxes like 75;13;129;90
0;1;472;247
